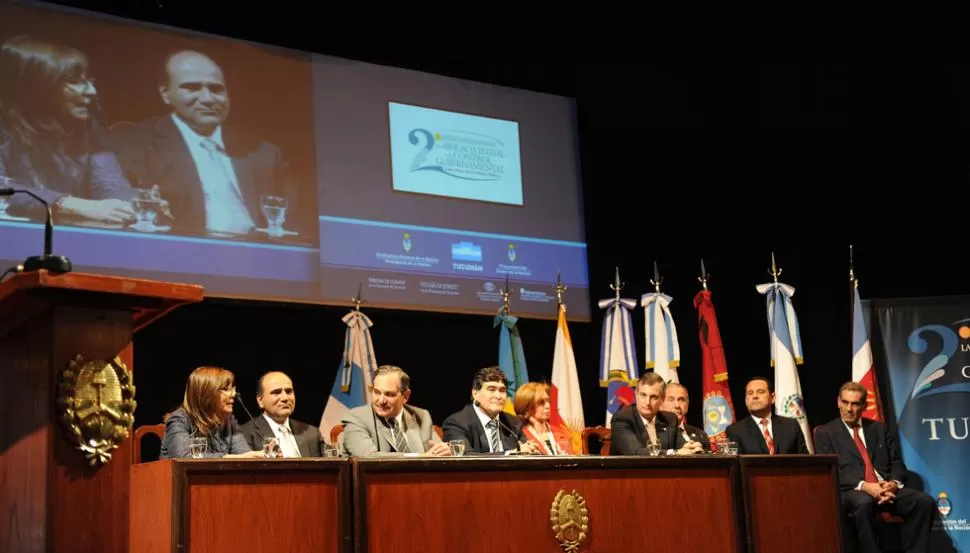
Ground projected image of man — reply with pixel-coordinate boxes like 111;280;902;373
113;50;296;239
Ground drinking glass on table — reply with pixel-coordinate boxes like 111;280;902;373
190;437;208;458
260;195;288;238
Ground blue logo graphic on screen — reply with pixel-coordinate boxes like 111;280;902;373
402;232;412;253
507;243;517;262
451;241;482;262
388;102;523;205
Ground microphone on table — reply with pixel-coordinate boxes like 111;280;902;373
233;393;266;441
0;188;72;273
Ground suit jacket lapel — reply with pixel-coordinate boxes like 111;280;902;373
836;421;864;461
747;417;768;454
255;415;273;445
154;117;206;231
291;421;311;457
224;132;261;226
403;409;424;453
862;421;877;461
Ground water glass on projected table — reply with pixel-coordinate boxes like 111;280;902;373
260;195;288;238
130;187;166;232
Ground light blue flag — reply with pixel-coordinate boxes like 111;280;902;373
495;312;529;412
319;310;377;442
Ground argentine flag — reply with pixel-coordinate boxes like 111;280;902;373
319;310;377;443
756;280;813;453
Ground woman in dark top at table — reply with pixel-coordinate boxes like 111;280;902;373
0;35;137;224
160;366;262;459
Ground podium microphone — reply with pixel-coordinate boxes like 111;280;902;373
0;188;72;273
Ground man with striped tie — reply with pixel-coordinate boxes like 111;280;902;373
341;365;451;457
442;366;539;455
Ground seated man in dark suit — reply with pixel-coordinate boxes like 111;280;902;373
726;376;808;455
610;372;704;456
815;381;934;553
238;371;323;457
442;366;539;455
111;50;300;239
663;381;711;451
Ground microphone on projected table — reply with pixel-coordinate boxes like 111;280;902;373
0;187;72;274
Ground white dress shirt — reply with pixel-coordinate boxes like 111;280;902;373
171;114;255;234
264;413;301;458
841;420;902;490
473;404;504;453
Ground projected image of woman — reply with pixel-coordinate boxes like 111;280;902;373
0;36;138;226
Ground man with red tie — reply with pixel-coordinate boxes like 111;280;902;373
815;382;934;553
725;376;808;455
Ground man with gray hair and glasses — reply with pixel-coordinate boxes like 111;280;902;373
340;365;451;457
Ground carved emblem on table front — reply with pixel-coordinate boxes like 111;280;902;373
57;354;136;465
550;489;589;552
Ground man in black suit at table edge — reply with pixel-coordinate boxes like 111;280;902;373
815;381;934;553
725;376;809;455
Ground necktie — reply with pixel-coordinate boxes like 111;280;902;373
760;418;776;455
278;425;301;458
646;420;659;446
198;139;254;233
390;418;409;453
853;426;878;483
487;419;500;452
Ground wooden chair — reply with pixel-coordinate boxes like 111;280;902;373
329;424;344;446
131;423;165;464
581;426;611;455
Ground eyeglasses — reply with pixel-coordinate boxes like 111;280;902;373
219;385;237;394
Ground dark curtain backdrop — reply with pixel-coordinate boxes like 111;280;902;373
31;0;970;438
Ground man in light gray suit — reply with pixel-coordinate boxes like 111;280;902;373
341;365;451;457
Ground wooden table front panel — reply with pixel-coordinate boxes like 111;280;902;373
741;455;843;553
357;457;743;553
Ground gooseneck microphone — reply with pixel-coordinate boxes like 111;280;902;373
233;393;266;441
0;188;72;273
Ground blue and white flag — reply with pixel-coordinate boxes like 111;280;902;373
755;281;813;452
641;292;680;383
495;312;529;414
319;310;377;443
599;296;639;427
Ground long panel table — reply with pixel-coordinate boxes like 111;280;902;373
128;454;842;553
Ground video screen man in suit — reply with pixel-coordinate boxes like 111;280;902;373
610;372;704;456
815;382;934;553
726;376;808;455
442;366;538;455
113;50;297;238
239;371;323;457
340;365;451;457
663;382;711;451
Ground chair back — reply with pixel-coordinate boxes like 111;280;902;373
581;426;611;456
131;423;165;464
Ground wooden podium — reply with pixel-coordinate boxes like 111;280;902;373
0;270;203;553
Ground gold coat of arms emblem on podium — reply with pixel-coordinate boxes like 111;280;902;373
57;354;137;465
550;489;589;552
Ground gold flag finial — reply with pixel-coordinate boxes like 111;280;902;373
352;282;364;311
554;270;567;307
650;260;663;293
699;258;709;290
849;244;856;285
768;252;782;283
500;274;511;316
610;266;623;301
